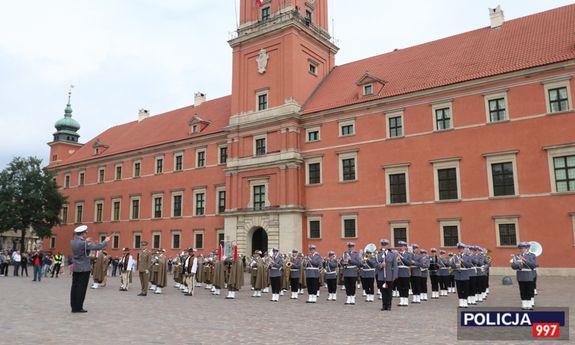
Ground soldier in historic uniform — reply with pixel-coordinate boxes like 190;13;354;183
91;249;110;289
419;249;430;301
429;248;440;299
268;248;283;302
149;249;160;292
324;251;338;301
450;243;473;308
376;239;398;311
69;225;110;313
196;254;204;288
204;252;214;290
360;248;377;302
437;250;450;296
153;249;168;294
213;248;225;296
340;242;361;305
225;246;243;299
137;241;152;296
305;245;322;303
288;249;301;299
395;241;411;306
250;250;265;297
172;252;183;289
119;247;135;291
511;242;538;310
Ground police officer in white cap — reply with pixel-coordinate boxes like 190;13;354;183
70;225;110;313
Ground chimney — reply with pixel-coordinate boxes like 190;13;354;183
194;92;206;107
138;109;149;122
489;5;504;29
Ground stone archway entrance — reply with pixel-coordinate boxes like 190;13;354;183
251;226;268;255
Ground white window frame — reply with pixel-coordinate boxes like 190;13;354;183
196;147;206;168
385;111;404;138
308;61;318;76
248;178;270;209
114;163;123;181
98;167;105;183
484;92;509;123
363;83;373;96
64;173;71;188
111;198;121;221
132;160;141;178
256;89;269;111
174;152;184;171
94;200;104;223
305;156;323;185
171;230;181;249
61;204;69;224
484;151;519;198
432;102;453;131
215;186;226;214
432;158;461;201
171;191;184;218
384;163;410;205
194;229;205;249
218;144;228;165
545;144;575;194
543;79;572;114
253;134;267;157
78;170;85;186
494;216;520;247
133;232;142;249
339;119;355;137
155;155;164;174
152;193;163;219
130;196;141;220
307;216;322;239
338;150;358;183
390;221;410;246
341;214;358;239
439;219;461;248
305;126;321;142
152;231;161;250
74;202;84;224
193;188;207;216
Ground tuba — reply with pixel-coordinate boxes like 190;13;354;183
529;241;543;256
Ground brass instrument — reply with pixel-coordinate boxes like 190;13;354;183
286;260;293;268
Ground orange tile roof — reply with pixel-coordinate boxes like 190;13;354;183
53;95;231;166
303;4;575;113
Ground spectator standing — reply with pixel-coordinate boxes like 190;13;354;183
12;250;21;276
32;251;44;281
1;251;9;276
111;257;119;277
0;252;5;276
20;252;29;277
43;254;53;278
51;252;63;278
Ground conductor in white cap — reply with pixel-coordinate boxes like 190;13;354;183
70;225;111;313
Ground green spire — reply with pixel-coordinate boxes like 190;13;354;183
64;86;73;117
53;85;80;143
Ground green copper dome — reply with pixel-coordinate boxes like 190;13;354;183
54;103;80;131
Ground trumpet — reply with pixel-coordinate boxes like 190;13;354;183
286;261;293;268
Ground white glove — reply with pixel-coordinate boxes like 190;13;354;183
145;269;149;274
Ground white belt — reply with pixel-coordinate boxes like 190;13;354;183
271;268;279;270
398;265;409;268
290;269;299;272
459;268;468;270
519;269;533;272
325;271;336;274
306;267;319;270
439;267;449;270
361;268;375;271
345;265;357;268
252;268;257;270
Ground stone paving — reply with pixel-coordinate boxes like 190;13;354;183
0;272;573;344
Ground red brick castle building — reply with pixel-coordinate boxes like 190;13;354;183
47;1;575;274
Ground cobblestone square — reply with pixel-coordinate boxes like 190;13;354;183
0;273;573;344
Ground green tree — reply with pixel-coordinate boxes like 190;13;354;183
0;157;66;251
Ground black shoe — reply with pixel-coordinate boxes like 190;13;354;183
72;309;88;313
137;293;147;296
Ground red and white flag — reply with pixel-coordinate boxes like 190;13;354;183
256;0;264;7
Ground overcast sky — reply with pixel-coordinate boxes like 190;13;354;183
0;0;572;169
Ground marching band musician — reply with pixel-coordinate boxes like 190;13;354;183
305;245;322;303
269;248;283;302
196;254;204;288
419;249;430;301
137;241;151;297
340;242;361;305
471;246;484;303
395;241;411;307
511;242;538;310
409;244;422;304
288;249;301;299
429;248;440;299
225;244;243;299
250;250;265;297
467;245;479;305
448;252;456;294
119;247;134;291
324;251;338;301
149;249;160;292
153;249;168;294
183;247;197;296
204;252;214;291
376;239;397;311
359;248;377;302
178;251;189;293
281;253;290;296
172;252;183;290
450;243;473;308
437;250;450;296
483;248;492;296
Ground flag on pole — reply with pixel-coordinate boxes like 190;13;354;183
256;0;264;7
